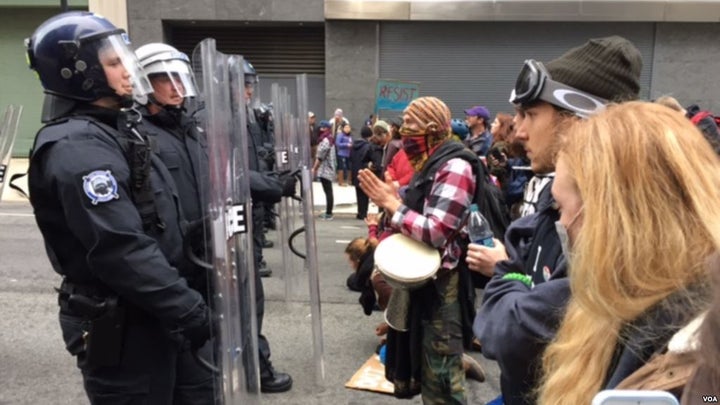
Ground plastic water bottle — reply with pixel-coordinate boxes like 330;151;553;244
467;204;495;247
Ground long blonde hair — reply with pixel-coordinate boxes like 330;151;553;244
538;101;720;404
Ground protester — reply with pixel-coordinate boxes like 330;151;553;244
486;112;514;174
656;96;720;156
683;267;720;403
350;126;378;220
464;105;493;157
489;113;532;219
385;148;414;189
336;123;353;186
313;120;336;220
359;96;477;402
351;214;486;383
308;111;318;161
344;236;382;312
471;36;643;405
538;101;718;404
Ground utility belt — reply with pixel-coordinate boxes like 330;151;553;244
57;279;126;368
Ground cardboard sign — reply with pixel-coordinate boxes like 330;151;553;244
375;79;420;113
345;354;395;395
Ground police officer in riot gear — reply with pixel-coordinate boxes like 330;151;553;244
133;43;211;298
242;58;295;393
244;60;278;270
26;12;215;403
254;100;279;234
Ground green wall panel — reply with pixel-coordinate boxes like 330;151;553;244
0;8;89;157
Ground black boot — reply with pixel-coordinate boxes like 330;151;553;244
259;260;272;278
260;364;293;393
261;233;274;248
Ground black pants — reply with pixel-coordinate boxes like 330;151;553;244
251;204;272;371
60;311;215;405
320;178;333;215
355;186;369;219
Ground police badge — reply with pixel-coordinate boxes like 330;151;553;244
83;170;119;204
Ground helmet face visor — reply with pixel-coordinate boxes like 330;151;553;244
97;34;152;99
146;59;198;99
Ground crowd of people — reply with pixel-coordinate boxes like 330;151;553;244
340;35;720;405
23;9;720;405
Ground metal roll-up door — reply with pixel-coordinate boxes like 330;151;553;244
169;24;325;74
168;24;326;121
379;21;654;119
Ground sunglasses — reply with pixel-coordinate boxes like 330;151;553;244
509;59;608;119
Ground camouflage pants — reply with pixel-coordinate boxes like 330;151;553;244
421;271;466;405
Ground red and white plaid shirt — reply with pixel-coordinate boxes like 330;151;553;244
390;157;476;270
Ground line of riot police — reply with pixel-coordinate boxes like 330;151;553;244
25;11;297;404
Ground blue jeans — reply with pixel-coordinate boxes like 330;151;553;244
336;156;350;177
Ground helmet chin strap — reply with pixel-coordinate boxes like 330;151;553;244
118;94;134;109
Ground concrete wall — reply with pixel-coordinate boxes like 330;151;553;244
127;0;324;45
650;23;720;113
324;20;377;128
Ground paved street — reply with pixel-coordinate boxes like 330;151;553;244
0;182;501;404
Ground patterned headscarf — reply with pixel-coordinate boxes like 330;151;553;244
399;96;452;170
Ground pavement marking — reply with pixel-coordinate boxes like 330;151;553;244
340;226;362;230
336;239;352;244
0;212;34;217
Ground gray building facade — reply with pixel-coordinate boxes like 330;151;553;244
3;1;719;157
99;1;720;130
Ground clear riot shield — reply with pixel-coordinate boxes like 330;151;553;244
270;84;302;299
191;39;260;404
269;75;325;387
0;105;23;201
295;74;325;386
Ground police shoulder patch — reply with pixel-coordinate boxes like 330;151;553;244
82;170;120;205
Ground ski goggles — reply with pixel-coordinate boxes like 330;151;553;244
509;59;608;119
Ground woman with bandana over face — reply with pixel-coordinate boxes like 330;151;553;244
358;97;478;404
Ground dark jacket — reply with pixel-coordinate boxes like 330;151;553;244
247;118;283;204
464;130;493;157
350;138;370;186
349;138;383;185
492;156;532;212
28;106;209;338
474;180;569;405
604;285;709;390
345;249;377;315
141;107;208;223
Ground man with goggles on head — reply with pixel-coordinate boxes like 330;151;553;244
468;36;643;405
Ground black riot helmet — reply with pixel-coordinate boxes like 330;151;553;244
26;11;152;103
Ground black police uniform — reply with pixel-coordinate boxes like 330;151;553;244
256;107;278;233
138;107;211;298
145;105;290;391
28;105;215;404
246;111;296;390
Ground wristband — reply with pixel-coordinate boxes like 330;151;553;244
502;272;532;287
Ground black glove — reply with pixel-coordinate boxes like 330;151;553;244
182;307;217;350
279;170;298;197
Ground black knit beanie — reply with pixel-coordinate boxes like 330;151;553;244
545;36;643;102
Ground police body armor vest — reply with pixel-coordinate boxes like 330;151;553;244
31;115;163;233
